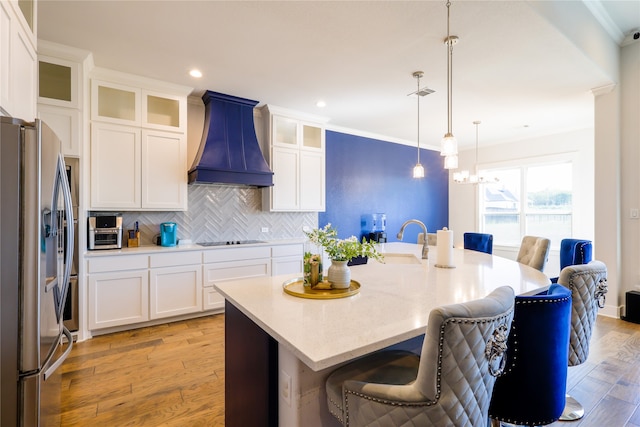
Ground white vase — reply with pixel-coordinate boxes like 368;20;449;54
327;260;351;289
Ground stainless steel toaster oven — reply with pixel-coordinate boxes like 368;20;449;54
88;213;123;250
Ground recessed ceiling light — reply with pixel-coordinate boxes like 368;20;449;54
189;69;203;78
316;100;326;108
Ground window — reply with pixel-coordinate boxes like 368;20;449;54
480;162;572;248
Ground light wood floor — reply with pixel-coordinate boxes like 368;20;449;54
60;314;640;426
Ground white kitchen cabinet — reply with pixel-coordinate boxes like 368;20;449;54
90;122;141;209
262;106;326;212
202;246;271;311
0;0;37;120
87;255;149;330
91;79;187;132
38;104;82;156
91;79;141;126
89;74;190;211
141;129;187;210
149;252;202;320
271;243;303;276
89;123;187;210
38;55;81;108
37;43;92;157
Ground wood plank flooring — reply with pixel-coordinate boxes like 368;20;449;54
60;315;225;426
60;314;640;426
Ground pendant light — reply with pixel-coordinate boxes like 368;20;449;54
441;0;459;169
453;121;499;184
413;71;425;178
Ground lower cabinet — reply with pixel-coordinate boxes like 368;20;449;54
202;246;272;312
86;244;304;332
272;243;303;276
149;252;202;320
87;254;150;330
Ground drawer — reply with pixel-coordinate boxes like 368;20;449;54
87;254;149;273
203;246;271;263
203;258;271;287
271;243;303;258
150;251;202;268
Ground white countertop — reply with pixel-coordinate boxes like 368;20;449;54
214;242;550;371
84;238;304;257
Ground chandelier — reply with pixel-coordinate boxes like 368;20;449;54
453;121;499;184
441;0;458;169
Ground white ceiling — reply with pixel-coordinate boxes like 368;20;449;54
37;0;640;150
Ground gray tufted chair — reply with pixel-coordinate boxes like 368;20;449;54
325;286;515;427
516;235;551;272
556;260;608;421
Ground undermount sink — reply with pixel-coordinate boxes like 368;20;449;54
380;253;422;264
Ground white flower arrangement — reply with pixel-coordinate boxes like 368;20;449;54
304;224;384;262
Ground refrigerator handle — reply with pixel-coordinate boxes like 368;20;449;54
43;327;73;381
59;154;74;291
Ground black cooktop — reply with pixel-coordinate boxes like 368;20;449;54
197;240;266;247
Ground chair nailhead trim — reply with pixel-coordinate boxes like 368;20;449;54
342;305;515;426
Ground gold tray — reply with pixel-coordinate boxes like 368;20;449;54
283;278;360;299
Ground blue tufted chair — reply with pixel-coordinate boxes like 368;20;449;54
550;239;592;283
488;283;572;426
557;260;608;421
463;232;494;254
325;286;515;427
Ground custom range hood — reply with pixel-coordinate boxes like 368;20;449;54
188;91;273;187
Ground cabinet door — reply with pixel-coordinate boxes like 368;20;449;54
90;122;141;209
141;129;187;210
38;104;81;156
272;147;299;210
301;123;324;150
38;56;80;108
142;90;186;132
6;14;36;120
272;256;303;276
273;115;298;147
91;79;141;125
88;269;149;330
0;2;11;111
149;265;202;319
203;287;225;311
203;258;271;312
300;151;325;211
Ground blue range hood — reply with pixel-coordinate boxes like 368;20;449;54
188;91;273;187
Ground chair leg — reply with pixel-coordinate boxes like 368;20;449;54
559;394;585;421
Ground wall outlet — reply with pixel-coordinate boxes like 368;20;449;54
261;227;269;232
280;370;292;406
631;208;639;219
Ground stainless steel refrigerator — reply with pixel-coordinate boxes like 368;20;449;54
1;117;75;426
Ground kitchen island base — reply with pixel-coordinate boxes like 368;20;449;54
225;301;278;426
225;301;424;427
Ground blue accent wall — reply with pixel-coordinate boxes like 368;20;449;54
319;131;449;243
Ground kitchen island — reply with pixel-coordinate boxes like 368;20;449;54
214;243;551;426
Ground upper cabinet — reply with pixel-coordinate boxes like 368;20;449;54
91;80;186;133
0;0;37;120
89;68;191;211
37;42;92;157
262;105;327;212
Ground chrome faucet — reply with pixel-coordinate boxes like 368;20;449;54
396;219;429;259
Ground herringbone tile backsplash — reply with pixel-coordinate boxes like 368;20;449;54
122;185;317;246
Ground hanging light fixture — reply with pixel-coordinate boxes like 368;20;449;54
453;121;499;184
441;0;459;169
413;71;425;178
